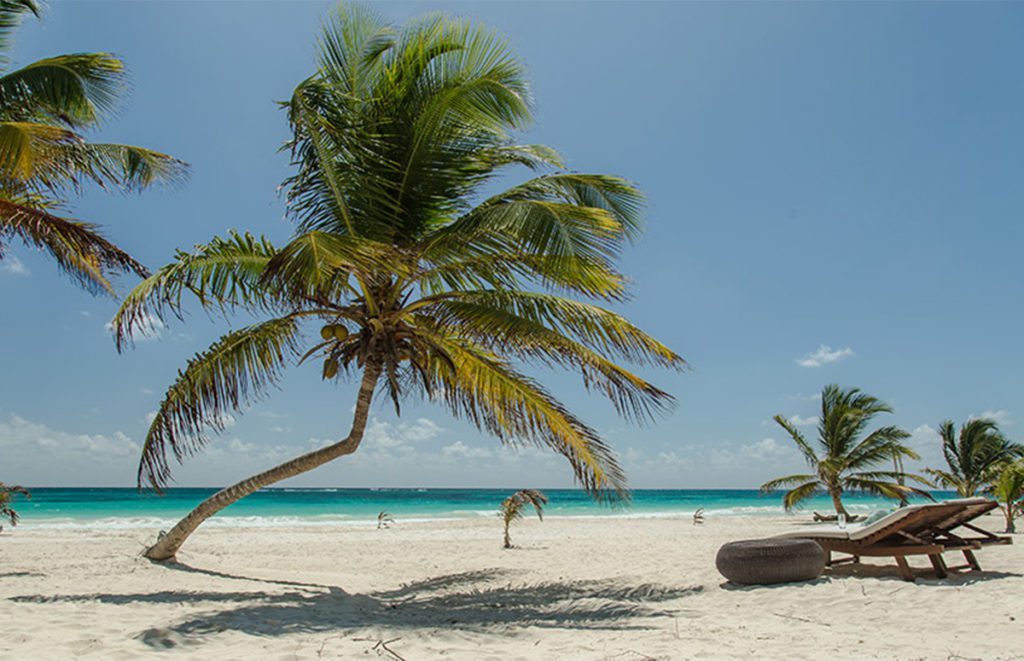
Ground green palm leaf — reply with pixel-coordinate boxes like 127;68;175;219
140;316;304;489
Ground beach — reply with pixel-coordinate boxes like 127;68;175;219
1;513;1020;660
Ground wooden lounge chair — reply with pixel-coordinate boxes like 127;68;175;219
779;498;1011;581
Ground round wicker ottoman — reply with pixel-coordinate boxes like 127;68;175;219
716;538;825;585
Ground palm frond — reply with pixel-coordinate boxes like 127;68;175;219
111;231;280;350
760;473;817;494
418;294;674;422
0;197;145;294
139;315;303;490
772;415;819;466
0;0;38;62
418;290;682;368
781;481;821;511
0;52;127;128
419;330;628;502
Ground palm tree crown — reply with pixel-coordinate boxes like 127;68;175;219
925;419;1023;497
112;5;682;560
500;488;547;548
0;0;187;294
761;384;925;516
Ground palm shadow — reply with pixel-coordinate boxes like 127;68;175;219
10;565;703;649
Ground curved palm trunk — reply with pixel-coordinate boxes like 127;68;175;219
143;363;381;562
829;488;848;517
503;519;512;548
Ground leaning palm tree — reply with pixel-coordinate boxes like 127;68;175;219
500;488;547;548
0;0;187;294
985;460;1024;533
112;4;683;562
761;384;927;516
0;482;30;532
924;419;1024;497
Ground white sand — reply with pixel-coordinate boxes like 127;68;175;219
0;514;1021;660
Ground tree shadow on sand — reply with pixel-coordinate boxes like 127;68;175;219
719;563;1022;590
10;565;703;649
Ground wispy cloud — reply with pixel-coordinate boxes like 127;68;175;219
968;409;1012;427
0;256;29;276
796;344;854;368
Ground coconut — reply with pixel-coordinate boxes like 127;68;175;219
320;325;334;340
323;358;339;379
333;325;349;341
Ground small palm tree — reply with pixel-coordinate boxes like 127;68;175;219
761;384;927;516
986;460;1024;533
0;483;30;532
113;5;683;562
500;489;547;548
924;419;1024;497
0;0;186;294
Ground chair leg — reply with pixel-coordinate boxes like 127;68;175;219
895;555;915;581
928;553;949;578
963;549;981;571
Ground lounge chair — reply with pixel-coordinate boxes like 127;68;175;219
778;498;1012;581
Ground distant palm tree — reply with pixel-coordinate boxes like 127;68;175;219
500;489;547;548
986;460;1024;533
112;5;683;562
0;483;30;532
761;384;927;516
924;420;1024;497
0;0;186;294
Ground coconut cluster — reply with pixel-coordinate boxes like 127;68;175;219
319;324;349;341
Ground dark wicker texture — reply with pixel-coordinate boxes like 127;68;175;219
716;538;825;585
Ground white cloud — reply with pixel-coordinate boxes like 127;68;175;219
655;451;692;469
740;437;793;461
968;409;1012;427
0;256;29;276
796;344;854;368
0;414;139;485
400;418;444;441
362;417;443;450
442;441;493;459
786;414;817;427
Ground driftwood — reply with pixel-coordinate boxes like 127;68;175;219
812;512;863;523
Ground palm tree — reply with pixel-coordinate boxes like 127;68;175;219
986;460;1024;533
760;384;926;516
0;482;30;532
112;5;684;562
0;0;187;295
500;489;547;548
924;419;1024;497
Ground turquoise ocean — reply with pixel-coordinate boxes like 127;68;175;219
12;488;955;529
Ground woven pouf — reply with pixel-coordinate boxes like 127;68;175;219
716;538;825;585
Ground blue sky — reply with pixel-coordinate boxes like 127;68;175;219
2;1;1022;489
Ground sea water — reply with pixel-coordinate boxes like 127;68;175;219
9;488;954;530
